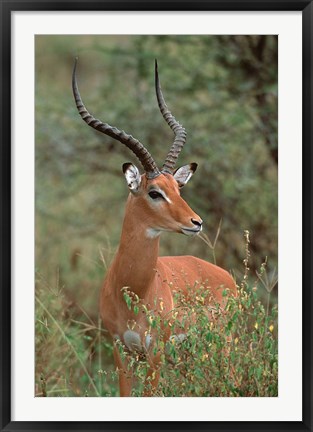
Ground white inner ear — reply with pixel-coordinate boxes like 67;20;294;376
174;164;195;187
124;163;141;192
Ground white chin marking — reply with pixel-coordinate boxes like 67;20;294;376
181;228;199;237
146;228;162;239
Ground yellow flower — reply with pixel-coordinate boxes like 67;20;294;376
269;324;274;332
254;322;259;330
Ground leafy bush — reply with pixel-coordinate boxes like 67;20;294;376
36;231;278;397
116;269;278;396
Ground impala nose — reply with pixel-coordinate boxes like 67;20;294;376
191;218;203;229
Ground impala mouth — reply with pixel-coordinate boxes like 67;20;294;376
181;227;202;236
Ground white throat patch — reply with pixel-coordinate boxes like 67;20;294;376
146;228;162;239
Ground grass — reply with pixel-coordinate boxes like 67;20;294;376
35;230;278;397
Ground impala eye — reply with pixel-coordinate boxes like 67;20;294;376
148;190;164;200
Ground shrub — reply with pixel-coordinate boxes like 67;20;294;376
35;231;278;397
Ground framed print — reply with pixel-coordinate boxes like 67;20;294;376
1;1;312;431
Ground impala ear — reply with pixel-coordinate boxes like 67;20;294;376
173;163;198;187
122;163;141;193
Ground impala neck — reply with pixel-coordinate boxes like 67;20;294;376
109;194;160;297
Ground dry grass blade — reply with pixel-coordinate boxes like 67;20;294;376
256;266;278;293
198;219;223;249
213;218;222;249
198;232;213;249
198;219;223;265
70;318;107;334
35;295;100;396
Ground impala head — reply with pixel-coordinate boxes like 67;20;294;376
122;162;202;237
72;58;203;237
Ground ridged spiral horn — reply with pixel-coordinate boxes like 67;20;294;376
72;58;160;179
155;60;187;174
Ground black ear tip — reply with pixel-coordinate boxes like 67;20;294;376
122;162;132;174
190;162;198;173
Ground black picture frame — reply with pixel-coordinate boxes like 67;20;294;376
1;1;312;431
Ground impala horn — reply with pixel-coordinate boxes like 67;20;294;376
72;58;160;179
155;60;187;175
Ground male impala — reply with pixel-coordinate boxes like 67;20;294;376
72;59;237;396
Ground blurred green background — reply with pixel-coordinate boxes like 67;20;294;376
35;35;278;395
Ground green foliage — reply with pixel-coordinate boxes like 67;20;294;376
35;35;278;278
158;284;278;397
35;35;278;396
35;272;118;397
116;269;278;397
35;232;278;397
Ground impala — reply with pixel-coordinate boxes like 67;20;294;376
72;58;237;396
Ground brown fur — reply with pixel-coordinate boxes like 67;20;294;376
100;173;236;396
